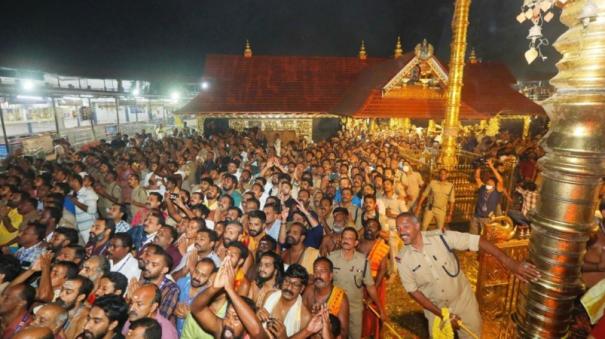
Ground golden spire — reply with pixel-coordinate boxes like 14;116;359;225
244;40;252;58
469;47;478;64
359;40;367;60
394;36;404;58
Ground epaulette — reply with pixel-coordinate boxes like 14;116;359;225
424;229;444;237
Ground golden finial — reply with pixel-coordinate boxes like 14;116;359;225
244;40;252;58
394;36;404;58
359;40;367;60
469;48;478;64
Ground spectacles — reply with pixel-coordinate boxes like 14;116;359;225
282;278;304;289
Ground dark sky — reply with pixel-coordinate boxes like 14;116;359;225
0;0;566;83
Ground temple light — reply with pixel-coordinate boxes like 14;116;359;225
21;80;35;91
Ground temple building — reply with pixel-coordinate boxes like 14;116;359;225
178;39;544;141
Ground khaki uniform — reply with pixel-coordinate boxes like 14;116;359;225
130;185;148;220
328;250;374;339
379;194;408;273
420;180;455;230
98;181;122;218
405;170;424;207
397;231;482;339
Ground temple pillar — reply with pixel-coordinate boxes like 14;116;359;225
522;115;531;140
439;0;472;169
514;1;605;337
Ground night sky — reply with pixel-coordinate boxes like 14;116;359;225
0;0;566;83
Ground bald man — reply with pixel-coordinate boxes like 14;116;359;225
29;303;68;337
12;326;54;339
122;285;177;339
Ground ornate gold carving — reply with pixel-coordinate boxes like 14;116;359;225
228;118;313;141
514;1;605;337
414;39;434;60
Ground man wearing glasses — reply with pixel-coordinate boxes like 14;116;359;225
107;233;141;282
258;264;312;337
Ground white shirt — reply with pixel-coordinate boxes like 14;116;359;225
110;253;141;282
143;172;166;196
74;187;98;228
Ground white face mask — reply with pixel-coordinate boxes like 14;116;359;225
485;185;494;191
403;165;410;173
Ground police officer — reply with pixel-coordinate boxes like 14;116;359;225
328;227;385;339
415;169;455;231
395;212;540;339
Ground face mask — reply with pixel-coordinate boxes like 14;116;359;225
485;185;494;191
332;224;344;234
89;232;104;243
403;165;410;173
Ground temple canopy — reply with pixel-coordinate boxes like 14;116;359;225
179;42;544;120
177;54;383;117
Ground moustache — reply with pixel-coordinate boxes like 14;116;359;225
314;277;324;284
283;289;294;296
192;279;201;286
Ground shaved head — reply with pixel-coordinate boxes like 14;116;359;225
128;284;161;322
13;326;54;339
29;303;67;334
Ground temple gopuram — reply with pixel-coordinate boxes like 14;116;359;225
178;38;544;142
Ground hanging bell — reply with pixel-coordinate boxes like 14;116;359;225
527;23;543;41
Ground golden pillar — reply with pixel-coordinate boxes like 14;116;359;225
439;0;472;169
427;119;436;134
522;115;531;140
514;1;605;337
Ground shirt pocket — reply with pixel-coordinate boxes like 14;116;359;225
408;263;432;289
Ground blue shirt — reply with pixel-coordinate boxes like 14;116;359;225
176;276;208;335
474;186;502;218
127;225;153;252
352;195;362;208
303;225;324;249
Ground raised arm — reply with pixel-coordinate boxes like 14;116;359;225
487;160;505;192
190;285;222;334
223;262;269;339
164;192;183;223
474;167;484;189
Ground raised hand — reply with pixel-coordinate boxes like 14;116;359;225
127;277;142;297
267;319;287;339
305;312;323;334
174;303;191;318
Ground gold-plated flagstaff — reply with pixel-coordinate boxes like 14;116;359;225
439;0;472;169
514;0;605;337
